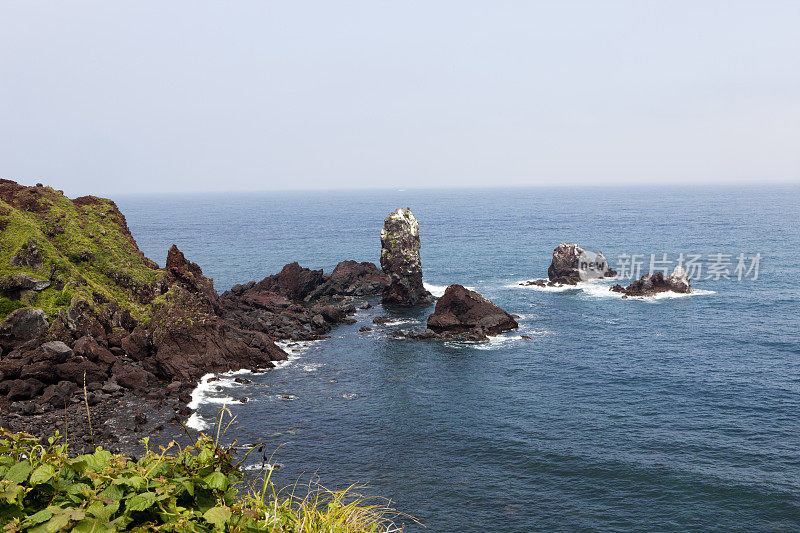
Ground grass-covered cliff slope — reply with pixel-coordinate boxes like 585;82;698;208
0;179;162;323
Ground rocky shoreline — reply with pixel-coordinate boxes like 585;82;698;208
0;179;702;456
1;184;524;454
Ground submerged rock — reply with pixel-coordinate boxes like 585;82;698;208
427;284;518;337
380;208;434;306
611;266;692;297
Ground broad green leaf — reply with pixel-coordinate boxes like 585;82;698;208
67;482;92;496
197;448;214;463
71;518;118;533
3;460;31;484
69;454;98;473
113;475;145;490
0;483;25;503
29;464;57;485
203;471;228;491
126;491;157;512
100;484;124;501
23;507;52;526
87;500;120;522
203;505;232;528
93;448;112;468
28;512;71;533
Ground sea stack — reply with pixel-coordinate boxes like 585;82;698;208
427;284;518;340
380;208;434;306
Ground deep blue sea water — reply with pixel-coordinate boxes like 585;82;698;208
117;186;800;532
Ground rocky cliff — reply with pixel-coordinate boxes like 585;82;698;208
0;180;289;449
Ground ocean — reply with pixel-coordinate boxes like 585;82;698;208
117;185;800;532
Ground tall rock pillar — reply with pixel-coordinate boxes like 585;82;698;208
380;208;434;306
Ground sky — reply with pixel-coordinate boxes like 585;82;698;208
1;1;799;196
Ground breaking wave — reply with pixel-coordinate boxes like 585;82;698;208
512;278;716;300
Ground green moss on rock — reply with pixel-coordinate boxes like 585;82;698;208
0;179;164;323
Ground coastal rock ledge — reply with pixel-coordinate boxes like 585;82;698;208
380;208;434;306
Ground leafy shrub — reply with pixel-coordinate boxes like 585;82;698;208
0;428;404;532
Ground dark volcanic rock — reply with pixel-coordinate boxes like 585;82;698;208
427;284;518;337
221;260;381;342
0;273;50;298
251;262;325;302
0;308;49;343
306;261;388;300
40;381;77;408
611;266;691;297
380;208;434;306
140;245;288;381
547;243;584;284
41;340;74;361
7;378;45;401
521;243;618;287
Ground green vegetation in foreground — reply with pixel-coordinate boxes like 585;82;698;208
0;183;163;322
0;426;404;532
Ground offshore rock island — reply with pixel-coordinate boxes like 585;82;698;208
521;243;617;287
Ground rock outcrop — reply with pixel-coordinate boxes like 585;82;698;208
0;180;297;450
222;260;387;340
0;308;49;342
521;243;618;287
123;244;287;382
426;285;518;339
380;208;433;306
611;266;691;297
306;260;388;300
388;285;517;342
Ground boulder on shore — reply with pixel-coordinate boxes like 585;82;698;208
611;266;691;297
426;284;518;339
0;308;49;343
380;208;434;306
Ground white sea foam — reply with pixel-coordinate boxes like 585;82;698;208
424;283;448;297
243;462;283;472
511;278;715;301
510;279;581;292
444;329;550;351
423;283;474;297
186;343;318;418
382;318;422;327
273;339;321;369
186;412;208;431
188;373;218;410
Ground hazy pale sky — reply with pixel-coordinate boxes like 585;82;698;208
1;1;799;196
